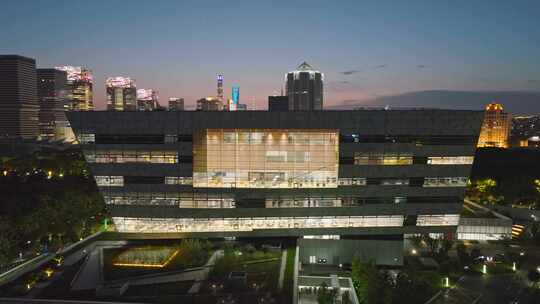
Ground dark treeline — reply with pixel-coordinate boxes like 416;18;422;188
471;148;540;179
0;149;107;266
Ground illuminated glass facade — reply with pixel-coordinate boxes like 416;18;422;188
106;77;136;111
193;129;338;188
55;66;94;111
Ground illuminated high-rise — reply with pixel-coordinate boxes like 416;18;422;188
286;62;323;110
55;66;94;111
136;89;159;111
477;103;511;148
230;86;240;111
217;74;224;102
197;97;223;111
37;68;69;140
168;97;184;111
106;77;136;111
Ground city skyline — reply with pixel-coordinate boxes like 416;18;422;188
1;0;539;111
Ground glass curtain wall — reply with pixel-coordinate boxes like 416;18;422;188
193;129;339;188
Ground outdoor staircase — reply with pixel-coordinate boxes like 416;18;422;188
511;224;525;239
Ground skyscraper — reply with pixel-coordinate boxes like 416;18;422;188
217;74;224;102
230;86;240;111
37;68;69;140
168;97;184;111
136;89;159;111
196;97;223;111
477;103;511;148
106;77;136;111
286;62;323;111
55;66;94;111
0;55;39;139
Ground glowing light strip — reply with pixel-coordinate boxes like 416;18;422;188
112;249;179;268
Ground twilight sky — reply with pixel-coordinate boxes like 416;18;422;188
1;0;539;110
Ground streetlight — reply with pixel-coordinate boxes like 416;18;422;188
512;262;517;271
443;277;450;288
482;264;487;274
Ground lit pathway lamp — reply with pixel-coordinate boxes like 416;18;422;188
482;264;487;275
443;277;450;288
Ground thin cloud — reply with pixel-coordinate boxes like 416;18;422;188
528;79;539;83
341;70;360;75
341;64;386;75
417;64;427;68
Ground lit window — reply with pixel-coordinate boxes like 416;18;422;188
112;215;404;233
193;129;339;188
95;176;123;187
164;134;177;143
87;150;178;164
354;153;413;165
78;133;95;144
381;179;409;186
427;156;474;165
423;177;467;187
417;214;460;226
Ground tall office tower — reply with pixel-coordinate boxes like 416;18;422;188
268;95;289;111
196;97;223;111
69;109;483;265
55;66;94;111
136;89;159;111
286;62;323;110
477;103;511;148
0;55;39;139
168;97;184;111
106;77;137;111
217;74;224;102
37;68;71;141
230;86;240;111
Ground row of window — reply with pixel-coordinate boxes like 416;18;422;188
78;133;477;146
85;150;181;164
112;214;459;233
341;134;477;145
102;193;461;207
84;150;473;166
351;153;474;165
95;175;467;188
78;133;192;144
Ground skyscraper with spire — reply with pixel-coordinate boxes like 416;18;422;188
285;62;323;110
217;74;224;102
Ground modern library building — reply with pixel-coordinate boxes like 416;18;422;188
68;109;483;264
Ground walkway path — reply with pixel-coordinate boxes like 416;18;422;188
277;250;287;291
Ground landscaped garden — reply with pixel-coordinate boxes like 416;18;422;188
103;239;213;281
202;243;282;294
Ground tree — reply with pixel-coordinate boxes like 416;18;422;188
527;269;540;287
422;235;440;257
438;238;454;259
317;282;337;304
351;256;391;304
456;243;470;265
408;235;423;249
